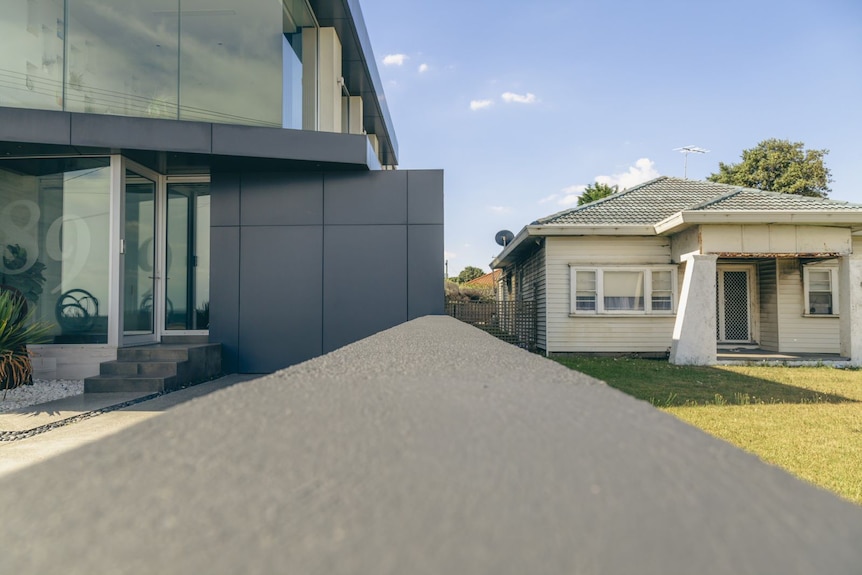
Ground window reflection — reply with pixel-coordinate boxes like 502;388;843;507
0;0;65;111
1;0;320;129
0;158;111;343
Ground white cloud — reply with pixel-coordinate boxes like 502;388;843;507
501;92;537;104
489;205;512;214
470;99;494;111
540;185;586;207
595;158;659;191
418;63;429;73
383;54;408;66
444;250;458;260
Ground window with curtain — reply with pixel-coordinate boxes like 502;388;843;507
570;266;677;315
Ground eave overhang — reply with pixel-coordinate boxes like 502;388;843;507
0;107;379;173
655;210;862;235
491;224;657;268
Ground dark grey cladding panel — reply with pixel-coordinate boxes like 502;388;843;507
408;225;444;319
239;226;323;372
212;124;369;165
70;113;212;153
210;173;241;227
408;170;444;225
209;226;241;373
323;170;408;224
323;225;407;352
240;172;324;226
0;106;71;145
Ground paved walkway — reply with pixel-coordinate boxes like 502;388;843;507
1;317;861;574
0;374;258;477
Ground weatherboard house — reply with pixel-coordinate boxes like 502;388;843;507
491;177;862;365
0;0;443;384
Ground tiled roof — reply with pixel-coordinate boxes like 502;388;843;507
694;189;862;211
535;176;862;226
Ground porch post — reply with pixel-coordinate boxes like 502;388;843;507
839;253;862;366
670;254;717;365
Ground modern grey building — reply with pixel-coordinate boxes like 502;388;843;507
0;0;443;380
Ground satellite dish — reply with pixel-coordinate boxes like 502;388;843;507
495;229;514;247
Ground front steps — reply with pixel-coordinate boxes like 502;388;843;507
84;343;222;393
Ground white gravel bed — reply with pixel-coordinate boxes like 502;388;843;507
0;380;85;413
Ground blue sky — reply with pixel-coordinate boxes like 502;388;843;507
359;0;862;276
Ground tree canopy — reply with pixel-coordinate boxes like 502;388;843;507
577;182;618;206
707;139;831;197
454;266;485;284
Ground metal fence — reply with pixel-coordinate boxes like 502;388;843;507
446;300;537;351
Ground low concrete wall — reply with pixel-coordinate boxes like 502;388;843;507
1;316;861;574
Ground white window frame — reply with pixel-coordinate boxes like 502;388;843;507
803;264;839;317
569;265;678;316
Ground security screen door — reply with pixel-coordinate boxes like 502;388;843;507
716;268;751;343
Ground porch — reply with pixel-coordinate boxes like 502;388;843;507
716;347;850;366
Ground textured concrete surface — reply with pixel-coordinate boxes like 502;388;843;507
0;316;861;574
0;375;255;478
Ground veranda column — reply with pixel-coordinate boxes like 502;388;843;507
670;254;718;365
839;253;862;366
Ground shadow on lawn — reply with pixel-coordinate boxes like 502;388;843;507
553;357;861;407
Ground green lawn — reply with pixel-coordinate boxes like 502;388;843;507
553;357;862;504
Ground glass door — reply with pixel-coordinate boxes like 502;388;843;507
121;167;160;345
165;182;210;332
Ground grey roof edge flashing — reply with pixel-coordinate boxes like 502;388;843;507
0;107;375;169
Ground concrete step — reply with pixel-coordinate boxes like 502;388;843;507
85;375;178;393
99;360;183;378
85;343;221;394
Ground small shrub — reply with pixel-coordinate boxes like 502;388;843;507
0;289;53;394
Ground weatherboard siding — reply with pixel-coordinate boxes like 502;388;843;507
757;260;779;351
775;259;840;354
544;236;676;353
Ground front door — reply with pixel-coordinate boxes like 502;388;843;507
121;165;161;346
716;267;753;343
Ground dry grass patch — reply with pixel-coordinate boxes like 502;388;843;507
553;357;862;504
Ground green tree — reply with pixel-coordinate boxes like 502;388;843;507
455;266;485;284
578;182;618;206
707;139;832;197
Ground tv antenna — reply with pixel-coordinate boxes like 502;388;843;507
673;146;709;179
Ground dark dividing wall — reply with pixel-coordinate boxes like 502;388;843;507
210;169;444;373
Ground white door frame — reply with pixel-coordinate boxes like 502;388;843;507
119;158;166;347
716;264;758;344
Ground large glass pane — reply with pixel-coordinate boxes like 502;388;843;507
604;271;644;311
165;183;209;330
0;0;65;111
180;0;282;126
123;170;156;336
0;157;111;343
66;0;179;119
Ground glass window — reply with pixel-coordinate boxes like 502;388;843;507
571;267;675;314
575;270;596;311
0;0;65;111
66;0;179;119
179;0;283;127
651;270;673;311
0;157;111;343
805;267;836;315
165;183;209;330
604;271;644;311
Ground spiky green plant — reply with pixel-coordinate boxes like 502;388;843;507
0;290;53;394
